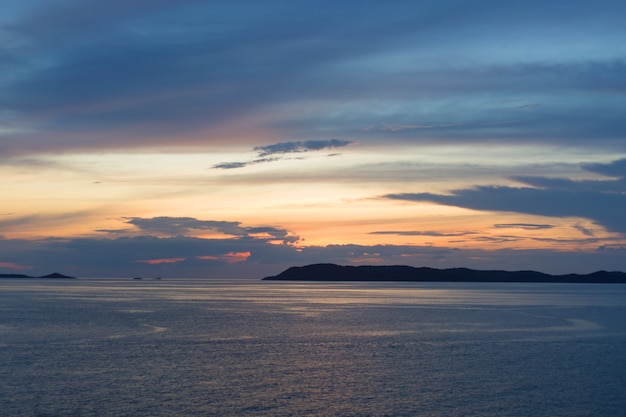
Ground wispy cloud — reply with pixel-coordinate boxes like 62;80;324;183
254;140;353;157
573;223;595;237
363;123;459;132
370;230;476;237
212;158;279;170
493;223;554;230
212;161;254;170
212;139;353;169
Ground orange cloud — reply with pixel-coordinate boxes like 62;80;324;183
137;257;186;265
197;251;251;264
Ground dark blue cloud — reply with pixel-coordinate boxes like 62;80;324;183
123;216;298;243
125;217;247;236
254;140;353;157
0;234;295;278
213;140;352;169
212;161;251;170
1;0;624;155
583;158;626;178
384;159;626;233
0;214;303;277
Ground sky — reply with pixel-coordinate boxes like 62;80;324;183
1;0;625;278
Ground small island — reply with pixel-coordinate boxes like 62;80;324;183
263;263;626;284
0;272;76;279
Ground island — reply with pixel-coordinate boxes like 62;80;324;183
0;272;76;279
262;263;626;283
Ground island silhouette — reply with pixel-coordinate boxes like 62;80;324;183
0;272;75;279
263;263;626;283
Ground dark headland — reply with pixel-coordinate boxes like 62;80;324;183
263;263;626;283
0;272;75;279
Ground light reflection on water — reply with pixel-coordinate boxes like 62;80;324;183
1;278;625;416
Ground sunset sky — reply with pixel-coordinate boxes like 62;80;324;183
1;0;625;278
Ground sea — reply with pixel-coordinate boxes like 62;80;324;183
0;278;624;417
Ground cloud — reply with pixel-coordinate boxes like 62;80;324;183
364;123;459;132
510;174;626;193
385;124;435;131
254;139;353;157
137;257;186;265
384;159;626;233
1;233;626;278
370;230;476;237
123;216;299;243
513;104;541;111
583;158;626;178
212;140;353;169
0;234;296;278
573;223;595;237
6;0;186;41
0;213;309;277
2;1;625;157
212;161;252;170
473;235;525;243
493;224;554;230
125;217;247;236
212;157;279;170
197;251;251;264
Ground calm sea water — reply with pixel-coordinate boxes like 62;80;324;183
0;278;624;417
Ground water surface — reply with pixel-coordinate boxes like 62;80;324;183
1;279;624;416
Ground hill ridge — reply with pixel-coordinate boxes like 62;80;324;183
262;263;626;283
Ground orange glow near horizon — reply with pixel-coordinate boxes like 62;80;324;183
1;147;624;258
